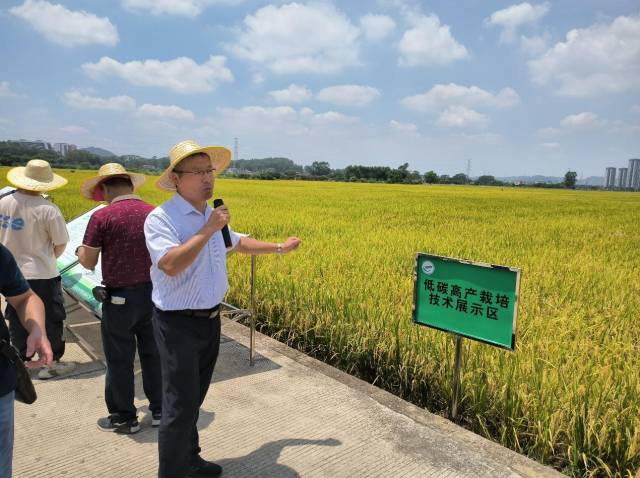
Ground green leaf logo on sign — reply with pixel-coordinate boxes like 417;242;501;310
421;261;435;275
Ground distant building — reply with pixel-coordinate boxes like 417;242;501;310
628;158;640;191
605;167;616;189
226;167;254;175
12;139;53;151
53;143;77;156
617;168;628;189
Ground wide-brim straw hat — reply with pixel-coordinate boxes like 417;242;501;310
80;163;146;201
156;140;232;191
7;159;68;192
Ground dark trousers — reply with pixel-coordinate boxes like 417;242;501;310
152;308;221;478
6;277;66;361
102;283;162;421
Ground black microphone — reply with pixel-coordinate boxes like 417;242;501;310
213;198;232;248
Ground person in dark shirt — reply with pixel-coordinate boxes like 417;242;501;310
77;164;162;435
0;243;53;477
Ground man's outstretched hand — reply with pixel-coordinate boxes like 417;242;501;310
282;237;302;253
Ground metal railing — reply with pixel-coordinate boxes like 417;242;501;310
221;254;256;366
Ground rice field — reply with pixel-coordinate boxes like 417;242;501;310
2;167;639;477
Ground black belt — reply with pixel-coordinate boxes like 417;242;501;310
106;281;151;292
169;304;220;318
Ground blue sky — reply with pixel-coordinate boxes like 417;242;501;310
0;0;638;176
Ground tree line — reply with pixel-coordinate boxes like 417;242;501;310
0;141;578;188
0;141;169;173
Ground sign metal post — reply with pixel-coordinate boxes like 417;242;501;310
450;335;463;420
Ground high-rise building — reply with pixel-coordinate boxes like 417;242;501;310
628;158;640;191
53;143;77;156
605;167;616;189
618;168;628;189
12;139;52;150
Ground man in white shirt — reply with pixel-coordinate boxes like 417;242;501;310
144;140;301;478
0;159;74;379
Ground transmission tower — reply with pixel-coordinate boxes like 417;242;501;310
466;159;471;182
233;137;239;161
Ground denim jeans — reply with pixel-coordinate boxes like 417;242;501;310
0;390;14;478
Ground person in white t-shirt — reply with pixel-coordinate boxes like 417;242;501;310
0;159;75;379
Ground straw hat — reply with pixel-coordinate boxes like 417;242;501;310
7;159;68;192
156;140;232;191
80;163;146;201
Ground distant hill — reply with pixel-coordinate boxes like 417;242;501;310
229;157;302;173
496;175;604;186
497;175;562;184
80;147;115;157
577;176;604;186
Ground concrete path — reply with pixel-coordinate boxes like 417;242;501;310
11;299;565;477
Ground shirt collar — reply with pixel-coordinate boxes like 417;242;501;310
173;193;210;216
111;194;141;204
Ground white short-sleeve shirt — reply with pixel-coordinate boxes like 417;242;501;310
144;193;241;311
0;191;69;280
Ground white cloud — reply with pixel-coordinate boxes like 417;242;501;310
539;141;559;149
529;15;640;97
59;125;89;134
213;105;358;137
220;105;298;124
560;112;604;130
436;106;489;128
316;85;380;107
137;104;195;121
83;55;233;94
10;0;118;47
252;73;265;85
398;14;468;66
536;127;561;138
64;91;136;111
268;84;312;104
519;33;550;56
360;14;396;41
486;2;550;43
537;112;605;138
451;132;504;144
121;0;243;17
228;3;359;74
0;81;23;99
390;120;418;134
401;83;519;112
310;111;358;125
608;120;640;135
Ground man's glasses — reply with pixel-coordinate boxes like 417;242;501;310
173;168;216;178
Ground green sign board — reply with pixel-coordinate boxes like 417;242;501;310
413;253;521;350
60;264;102;316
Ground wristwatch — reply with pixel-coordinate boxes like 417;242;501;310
276;243;283;254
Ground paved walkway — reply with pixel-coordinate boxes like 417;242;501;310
11;299;566;477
